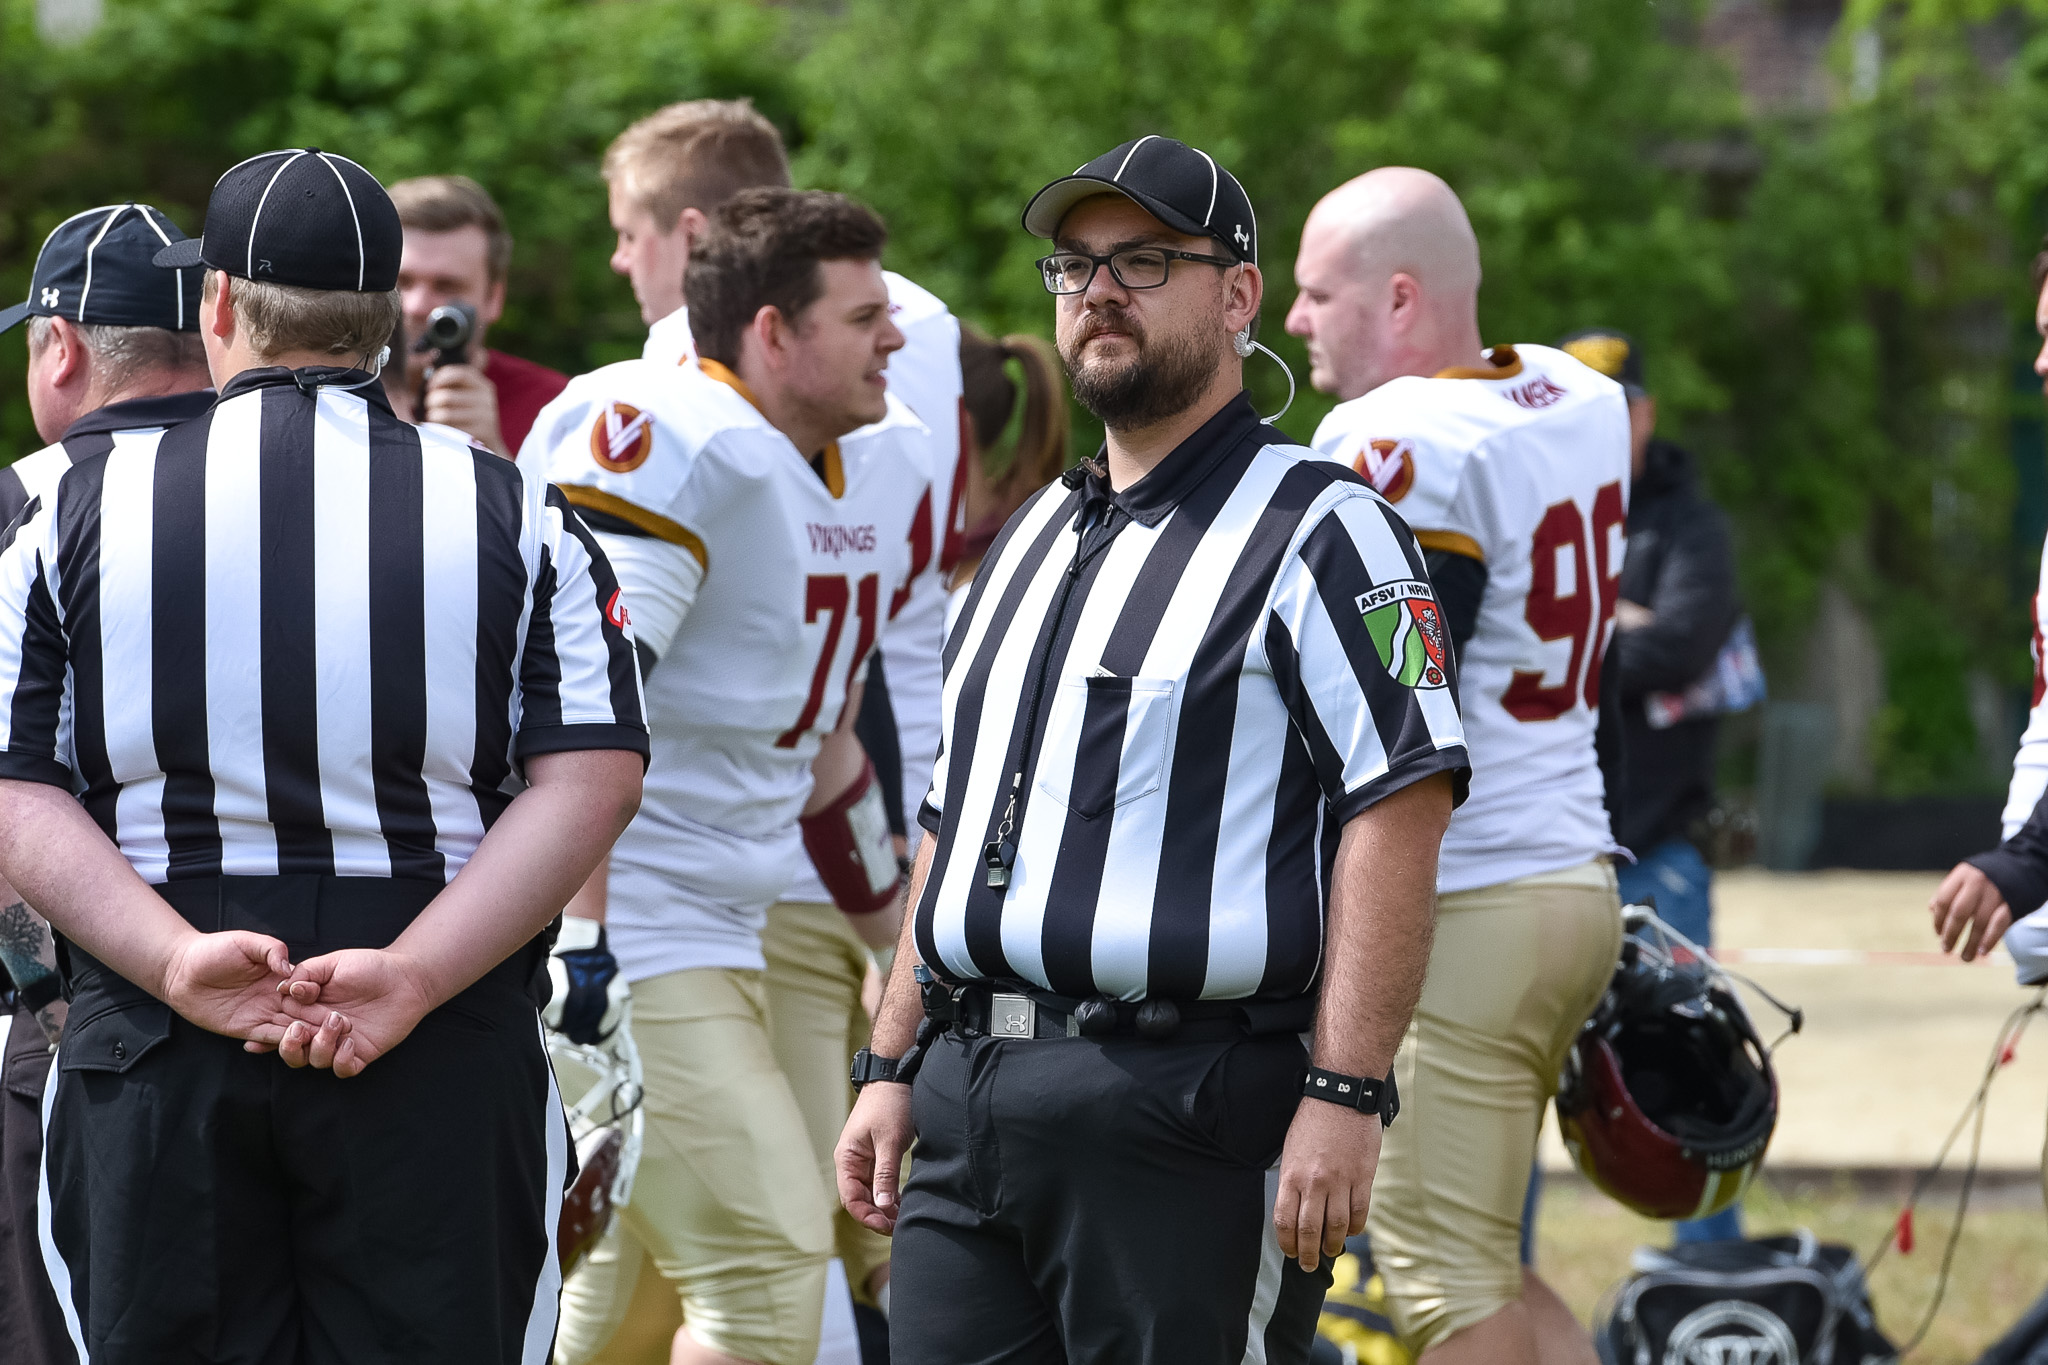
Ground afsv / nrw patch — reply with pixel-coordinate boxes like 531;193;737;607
1357;580;1449;689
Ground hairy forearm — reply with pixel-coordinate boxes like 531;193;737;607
0;779;201;1003
870;831;936;1057
389;749;641;1008
1312;774;1452;1077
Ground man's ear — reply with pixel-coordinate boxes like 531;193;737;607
205;272;238;343
42;317;87;391
676;206;709;247
1228;262;1265;337
1386;272;1423;328
482;277;508;327
752;304;794;368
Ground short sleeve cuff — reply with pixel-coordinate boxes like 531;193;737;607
917;798;943;835
514;722;652;771
1968;847;2048;922
0;751;76;789
1330;746;1471;826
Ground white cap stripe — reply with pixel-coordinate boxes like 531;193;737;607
75;204;128;323
314;153;368;292
246;151;309;280
1195;148;1220;227
1112;135;1158;183
131;205;182;330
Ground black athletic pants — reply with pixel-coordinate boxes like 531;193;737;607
39;875;565;1365
890;1027;1332;1365
2;999;72;1365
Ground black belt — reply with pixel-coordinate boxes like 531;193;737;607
923;973;1314;1043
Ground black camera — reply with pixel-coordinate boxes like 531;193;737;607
414;301;477;368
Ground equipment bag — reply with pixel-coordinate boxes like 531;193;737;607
1595;1231;1897;1365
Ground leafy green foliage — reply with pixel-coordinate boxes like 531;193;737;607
1;0;2044;792
0;0;793;452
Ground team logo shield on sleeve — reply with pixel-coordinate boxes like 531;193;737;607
1357;580;1449;689
590;402;654;473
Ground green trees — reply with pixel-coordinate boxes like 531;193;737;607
2;0;2044;794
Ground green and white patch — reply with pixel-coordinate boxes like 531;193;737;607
1355;580;1450;690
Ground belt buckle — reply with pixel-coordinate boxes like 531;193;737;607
990;992;1037;1039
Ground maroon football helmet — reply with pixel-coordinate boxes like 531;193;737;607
1556;908;1792;1221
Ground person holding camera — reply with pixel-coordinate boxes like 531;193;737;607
390;174;567;457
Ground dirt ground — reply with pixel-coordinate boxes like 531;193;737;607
1530;868;2048;1362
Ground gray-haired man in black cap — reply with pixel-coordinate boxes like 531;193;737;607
0;150;647;1364
0;200;212;1365
836;136;1464;1365
2;202;213;525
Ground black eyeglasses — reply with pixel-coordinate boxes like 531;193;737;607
1036;246;1237;295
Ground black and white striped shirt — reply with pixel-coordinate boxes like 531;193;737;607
0;366;646;885
916;394;1469;1003
0;389;216;532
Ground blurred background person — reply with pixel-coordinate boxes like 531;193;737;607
602;99;791;366
1559;326;1742;1245
389;174;567;456
945;324;1068;601
1933;242;2048;975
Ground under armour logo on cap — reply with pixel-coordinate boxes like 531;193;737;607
0;202;202;338
151;148;402;294
1234;224;1250;252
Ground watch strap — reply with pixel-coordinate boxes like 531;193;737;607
849;1048;900;1090
1300;1064;1400;1124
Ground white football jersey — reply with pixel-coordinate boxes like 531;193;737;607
1312;344;1630;893
782;272;964;905
529;358;931;980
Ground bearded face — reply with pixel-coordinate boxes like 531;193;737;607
1058;299;1223;432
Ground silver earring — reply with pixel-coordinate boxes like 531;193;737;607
1233;328;1254;357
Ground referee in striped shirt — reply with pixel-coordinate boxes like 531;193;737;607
837;137;1469;1365
0;149;647;1364
0;198;210;1365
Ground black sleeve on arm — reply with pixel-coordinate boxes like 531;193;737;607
854;648;907;840
577;505;662;681
1595;629;1626;831
1423;548;1487;665
1614;503;1739;697
1969;786;2048;918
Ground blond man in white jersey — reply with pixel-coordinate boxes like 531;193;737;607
1287;168;1630;1365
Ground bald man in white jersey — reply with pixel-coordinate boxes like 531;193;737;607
1288;170;1629;1365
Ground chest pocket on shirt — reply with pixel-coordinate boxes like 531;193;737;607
1036;675;1176;820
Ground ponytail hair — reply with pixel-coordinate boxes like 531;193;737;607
957;327;1070;570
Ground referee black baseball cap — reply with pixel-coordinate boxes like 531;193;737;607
1558;327;1647;398
1023;135;1258;265
0;203;202;335
153;149;402;293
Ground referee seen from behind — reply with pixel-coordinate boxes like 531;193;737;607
0;200;212;1365
0;148;647;1365
836;136;1470;1364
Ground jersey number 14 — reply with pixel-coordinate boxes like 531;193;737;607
1502;482;1625;723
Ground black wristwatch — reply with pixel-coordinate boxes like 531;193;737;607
850;1048;905;1091
1300;1065;1400;1125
